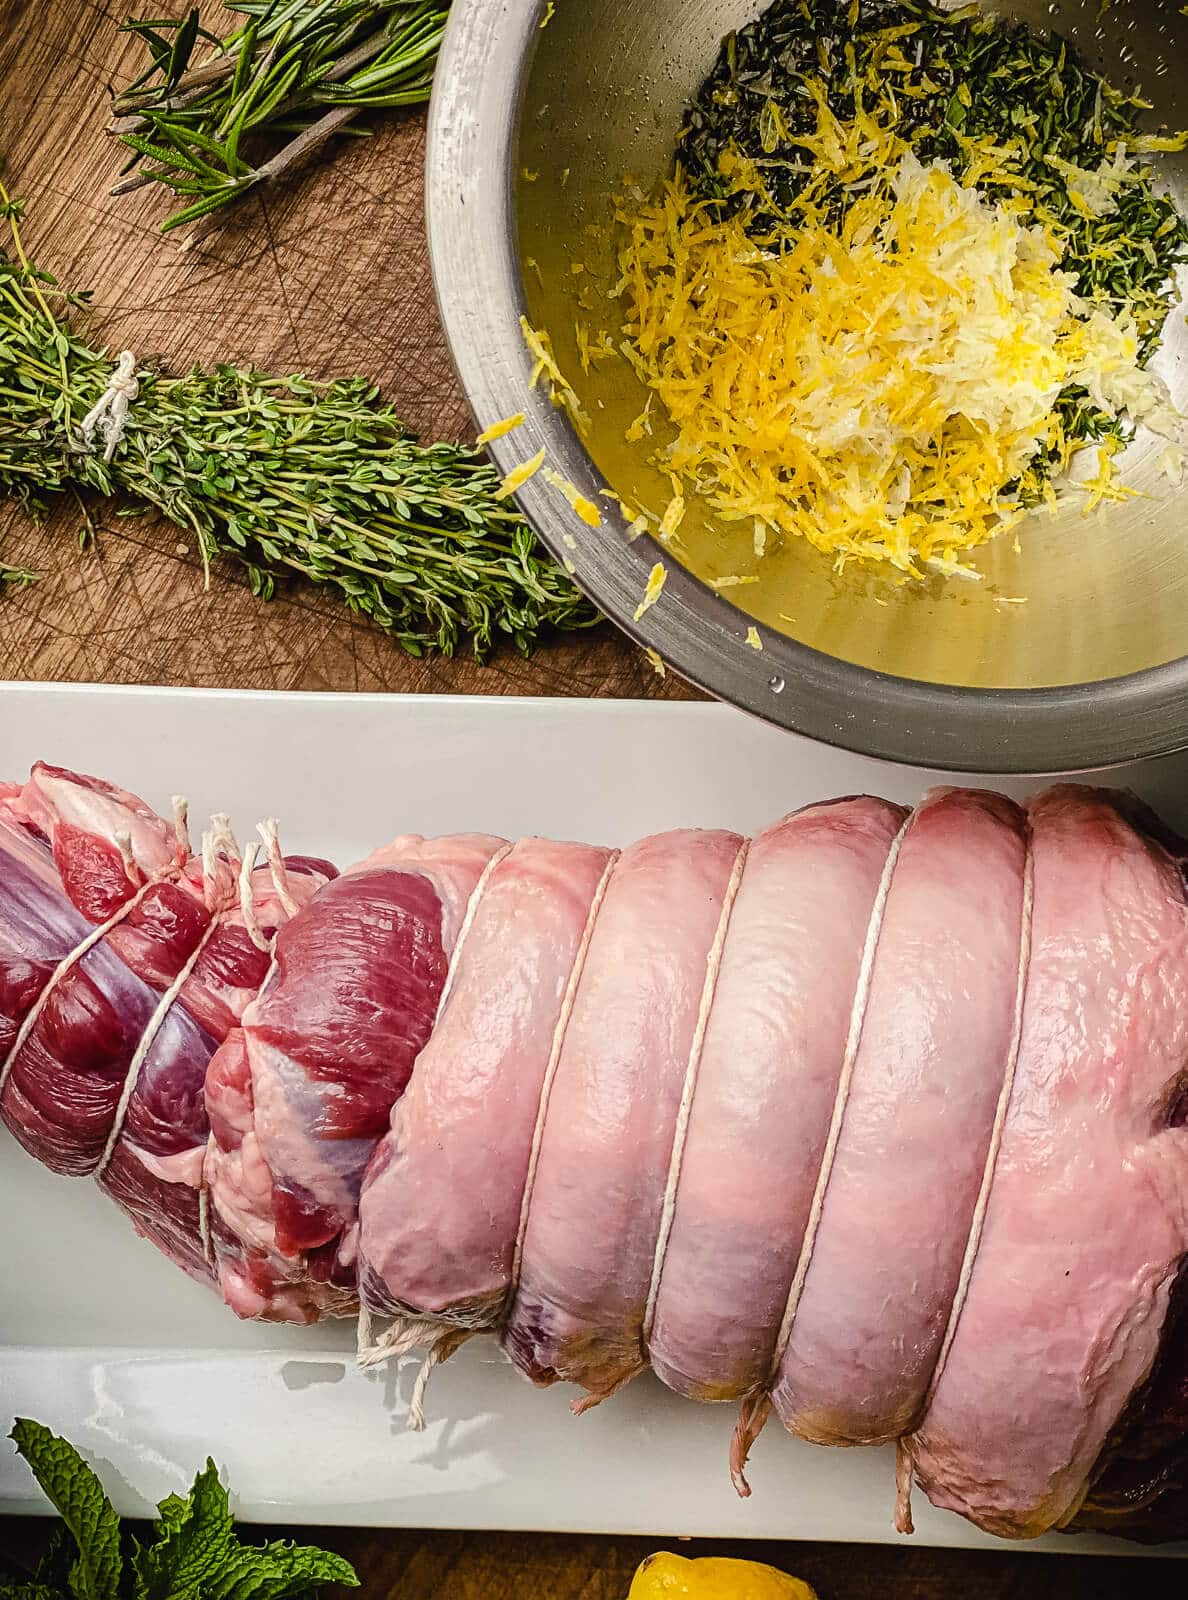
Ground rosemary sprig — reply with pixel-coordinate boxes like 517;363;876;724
0;173;600;658
109;1;449;232
0;564;39;590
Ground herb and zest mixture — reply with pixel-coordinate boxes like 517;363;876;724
613;0;1188;580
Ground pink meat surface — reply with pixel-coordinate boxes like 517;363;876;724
0;816;189;1175
911;787;1188;1537
773;788;1028;1445
504;828;745;1405
97;1003;218;1285
358;837;616;1324
96;856;335;1289
245;835;504;1262
11;763;334;1043
350;833;508;951
89;840;333;1290
1;766;334;1288
0;806;222;1280
178;857;335;1040
647;797;907;1404
17;762;181;917
205;1028;355;1321
8;761;1188;1542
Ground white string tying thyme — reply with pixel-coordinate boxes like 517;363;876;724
729;806;913;1497
78;351;139;464
893;835;1036;1536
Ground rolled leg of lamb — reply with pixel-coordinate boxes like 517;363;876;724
0;765;333;1284
2;767;1187;1547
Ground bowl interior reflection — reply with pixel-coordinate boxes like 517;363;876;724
516;0;1188;692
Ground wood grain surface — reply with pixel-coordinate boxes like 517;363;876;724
0;4;1182;1596
0;0;696;700
5;1516;1188;1600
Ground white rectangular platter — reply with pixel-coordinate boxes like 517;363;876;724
3;682;1188;1557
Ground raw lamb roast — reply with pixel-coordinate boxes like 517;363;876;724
2;763;1187;1547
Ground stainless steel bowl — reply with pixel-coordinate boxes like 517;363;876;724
427;0;1188;772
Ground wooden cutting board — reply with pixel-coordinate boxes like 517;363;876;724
0;0;697;701
6;1514;1188;1600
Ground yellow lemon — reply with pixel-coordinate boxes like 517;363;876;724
628;1552;817;1600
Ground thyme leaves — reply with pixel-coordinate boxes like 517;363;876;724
0;173;599;659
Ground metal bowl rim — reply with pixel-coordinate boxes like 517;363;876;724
425;0;1188;776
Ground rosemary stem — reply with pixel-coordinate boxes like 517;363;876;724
108;1;450;230
253;103;363;182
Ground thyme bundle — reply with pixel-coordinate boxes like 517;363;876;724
110;0;448;232
0;175;599;657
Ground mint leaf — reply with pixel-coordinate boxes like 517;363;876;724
36;1525;78;1592
131;1460;233;1600
132;1459;357;1600
9;1422;122;1600
213;1542;358;1600
0;1584;67;1600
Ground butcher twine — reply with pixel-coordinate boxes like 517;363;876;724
358;844;623;1429
642;838;750;1347
258;818;302;920
0;860;177;1098
729;804;913;1497
894;832;1036;1535
431;842;515;1020
199;819;327;1268
354;841;516;1394
79;352;139;464
95;825;263;1182
507;848;621;1298
236;841;272;954
373;845;625;1428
